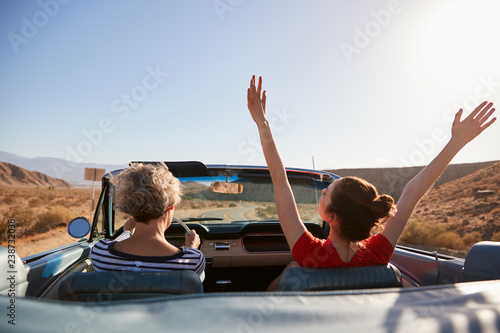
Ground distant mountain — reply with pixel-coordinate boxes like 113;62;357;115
1;150;498;190
0;151;127;185
0;162;72;188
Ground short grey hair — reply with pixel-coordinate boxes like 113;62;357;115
112;162;183;223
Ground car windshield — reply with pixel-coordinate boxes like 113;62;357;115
176;175;326;225
113;172;331;229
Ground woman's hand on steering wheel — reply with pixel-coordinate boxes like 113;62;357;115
184;229;200;248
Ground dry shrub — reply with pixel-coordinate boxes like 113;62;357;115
76;196;90;205
1;205;75;240
177;198;205;210
54;198;72;207
37;205;74;225
0;207;37;240
0;186;94;246
492;232;500;242
435;231;464;249
24;205;74;236
462;231;482;246
3;194;16;205
2;207;37;229
256;205;277;218
400;220;464;250
400;220;436;245
29;197;43;207
298;203;319;222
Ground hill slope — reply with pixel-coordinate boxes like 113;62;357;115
0;162;72;188
328;161;498;200
412;161;500;240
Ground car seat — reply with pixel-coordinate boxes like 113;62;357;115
58;270;203;302
0;247;29;297
463;241;500;282
275;264;403;291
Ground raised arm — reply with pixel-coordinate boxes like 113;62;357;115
247;75;307;248
382;101;496;247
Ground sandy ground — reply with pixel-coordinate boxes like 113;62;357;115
1;186;94;258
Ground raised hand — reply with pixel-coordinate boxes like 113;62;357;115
451;101;496;147
383;100;496;247
247;75;267;125
245;74;308;249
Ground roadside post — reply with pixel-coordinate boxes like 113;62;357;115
84;168;106;221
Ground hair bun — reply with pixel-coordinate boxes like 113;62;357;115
369;194;396;220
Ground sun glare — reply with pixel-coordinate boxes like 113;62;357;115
421;0;500;89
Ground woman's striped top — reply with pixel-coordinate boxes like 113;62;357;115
90;231;205;280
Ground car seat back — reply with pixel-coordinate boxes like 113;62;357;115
59;270;203;302
0;247;29;297
463;241;500;282
275;264;402;291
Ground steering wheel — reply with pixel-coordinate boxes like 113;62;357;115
111;217;191;240
172;217;191;235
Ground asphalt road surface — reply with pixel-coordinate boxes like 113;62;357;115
199;203;258;222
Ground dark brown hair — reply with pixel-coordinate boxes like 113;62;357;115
328;176;395;242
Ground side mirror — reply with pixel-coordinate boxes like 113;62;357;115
67;216;91;238
210;182;243;194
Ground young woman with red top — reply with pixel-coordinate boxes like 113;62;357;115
246;75;496;290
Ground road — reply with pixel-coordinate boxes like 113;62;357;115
200;203;258;222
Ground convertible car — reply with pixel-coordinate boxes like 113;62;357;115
1;161;500;332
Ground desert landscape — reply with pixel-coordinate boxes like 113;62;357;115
402;161;500;255
0;162;95;257
1;160;499;259
330;161;500;257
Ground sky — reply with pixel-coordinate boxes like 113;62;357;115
1;0;500;172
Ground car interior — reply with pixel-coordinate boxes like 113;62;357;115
5;162;500;302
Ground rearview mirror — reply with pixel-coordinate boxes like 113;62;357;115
67;216;91;238
210;182;243;194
